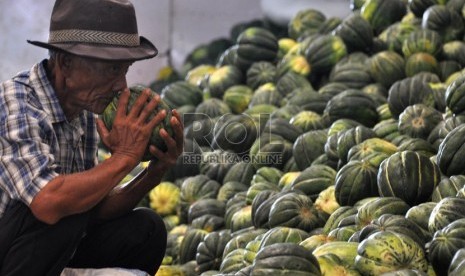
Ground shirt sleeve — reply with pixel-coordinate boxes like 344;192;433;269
0;112;59;207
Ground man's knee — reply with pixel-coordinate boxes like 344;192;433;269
132;207;167;245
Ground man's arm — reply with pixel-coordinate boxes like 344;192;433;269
30;153;134;224
93;112;184;220
30;89;175;224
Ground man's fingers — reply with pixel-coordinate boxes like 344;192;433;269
160;128;176;150
172;109;184;129
138;93;161;124
170;113;184;152
127;88;151;119
148;109;167;129
96;118;110;147
115;88;130;117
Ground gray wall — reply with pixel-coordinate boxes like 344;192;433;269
0;0;263;86
0;0;349;87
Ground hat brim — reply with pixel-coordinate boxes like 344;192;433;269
27;36;158;62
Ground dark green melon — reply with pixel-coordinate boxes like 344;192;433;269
102;85;174;162
224;192;247;230
187;198;225;224
376;103;393;121
355;197;411;229
276;71;314;98
258;226;310;250
289;164;337;201
199;150;238;183
251;166;283;187
354;231;428;275
288;8;327;40
271;104;304;121
405;52;439;77
438;60;462;83
396;137;437;158
323;89;380;128
290;111;326;132
442;40;465;67
334;160;379;206
292;129;328;170
324;132;343;166
284;87;328;115
358;214;429;246
407;0;439;18
217;181;249;203
222;85;253;114
421;5;465;43
251;190;282;229
397;103;443;140
179;228;209;264
263;117;304;143
369;50;406;89
449;248;465;276
179;175;221;213
387;76;435;119
318;82;350;99
196;230;232;273
362;83;388;106
327;118;363;137
429;82;448;112
160;80;204;108
249;133;293;171
276;54;311;78
249;83;283;108
428;197;465;233
206;65;244;99
432;175;465;202
378;21;419;55
346;137;397;166
402;28;443;58
251;243;321;275
318;17;343;35
323;205;358;234
372;118;400;142
246;180;280;207
377;151;440;205
328;62;373;89
360;0;407;35
445;74;465;116
235;27;279;72
405;201;437;234
268;191;329;232
195;98;231;119
304;34;348;74
222;161;256;185
336;125;378;164
429;218;465;276
246;61;277;90
437;124;465;176
333;13;374;53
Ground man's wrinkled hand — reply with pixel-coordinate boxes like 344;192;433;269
147;109;184;172
96;88;167;167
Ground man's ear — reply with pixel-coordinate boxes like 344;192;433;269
56;53;74;77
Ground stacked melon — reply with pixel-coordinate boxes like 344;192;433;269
98;0;465;275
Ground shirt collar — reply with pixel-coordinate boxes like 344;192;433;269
29;59;68;124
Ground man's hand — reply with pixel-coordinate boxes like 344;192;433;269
147;109;184;173
96;88;167;167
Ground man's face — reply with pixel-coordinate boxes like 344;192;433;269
64;56;133;114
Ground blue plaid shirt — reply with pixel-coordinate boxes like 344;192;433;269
0;60;99;218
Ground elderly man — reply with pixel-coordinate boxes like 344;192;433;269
0;0;183;275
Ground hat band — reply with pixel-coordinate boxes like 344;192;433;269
49;29;140;47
